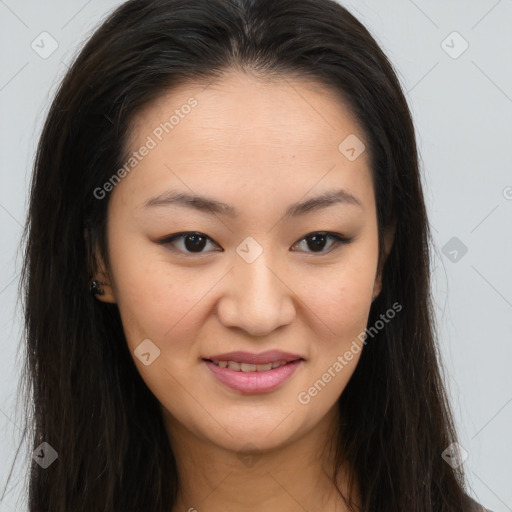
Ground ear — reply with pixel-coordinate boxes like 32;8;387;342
84;227;117;304
372;220;396;302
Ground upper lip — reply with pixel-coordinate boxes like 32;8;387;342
204;350;304;365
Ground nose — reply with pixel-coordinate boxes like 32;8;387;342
216;246;296;337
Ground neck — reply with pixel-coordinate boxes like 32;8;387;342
164;406;358;512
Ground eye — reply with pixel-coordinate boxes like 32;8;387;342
159;231;351;256
291;232;351;254
160;232;221;254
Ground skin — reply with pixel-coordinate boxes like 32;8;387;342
93;70;394;512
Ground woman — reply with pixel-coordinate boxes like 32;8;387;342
17;0;491;510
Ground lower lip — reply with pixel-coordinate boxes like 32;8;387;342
204;359;302;394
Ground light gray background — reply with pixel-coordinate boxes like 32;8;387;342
1;1;511;510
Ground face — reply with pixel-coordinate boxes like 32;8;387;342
94;70;389;454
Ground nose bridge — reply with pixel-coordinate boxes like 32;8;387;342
217;236;295;336
238;244;280;302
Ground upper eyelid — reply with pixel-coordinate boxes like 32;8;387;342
161;231;349;253
161;232;221;253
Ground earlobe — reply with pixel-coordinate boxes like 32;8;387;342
84;227;117;303
89;274;117;303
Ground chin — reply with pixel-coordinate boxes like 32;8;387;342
211;423;299;454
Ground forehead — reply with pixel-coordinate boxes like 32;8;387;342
115;70;374;213
131;70;365;151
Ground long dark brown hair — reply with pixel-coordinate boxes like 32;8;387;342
11;0;473;510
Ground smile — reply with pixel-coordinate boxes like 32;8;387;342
208;360;291;372
203;358;303;394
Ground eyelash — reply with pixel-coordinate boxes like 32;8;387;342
158;231;352;256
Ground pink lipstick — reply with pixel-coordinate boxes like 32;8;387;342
203;350;303;394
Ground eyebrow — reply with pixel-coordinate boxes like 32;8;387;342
143;188;363;218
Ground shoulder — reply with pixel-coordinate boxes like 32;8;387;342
465;494;494;512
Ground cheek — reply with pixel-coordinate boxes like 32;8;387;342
311;267;374;327
302;248;378;337
297;239;378;392
294;266;376;415
107;232;208;352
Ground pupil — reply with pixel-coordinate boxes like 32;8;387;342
185;234;206;252
308;234;327;252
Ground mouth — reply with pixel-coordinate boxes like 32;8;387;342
203;350;304;370
202;351;304;393
205;359;297;372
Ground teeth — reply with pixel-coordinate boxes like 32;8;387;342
211;360;290;372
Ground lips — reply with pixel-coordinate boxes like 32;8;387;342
204;350;303;365
202;350;304;393
209;360;289;372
